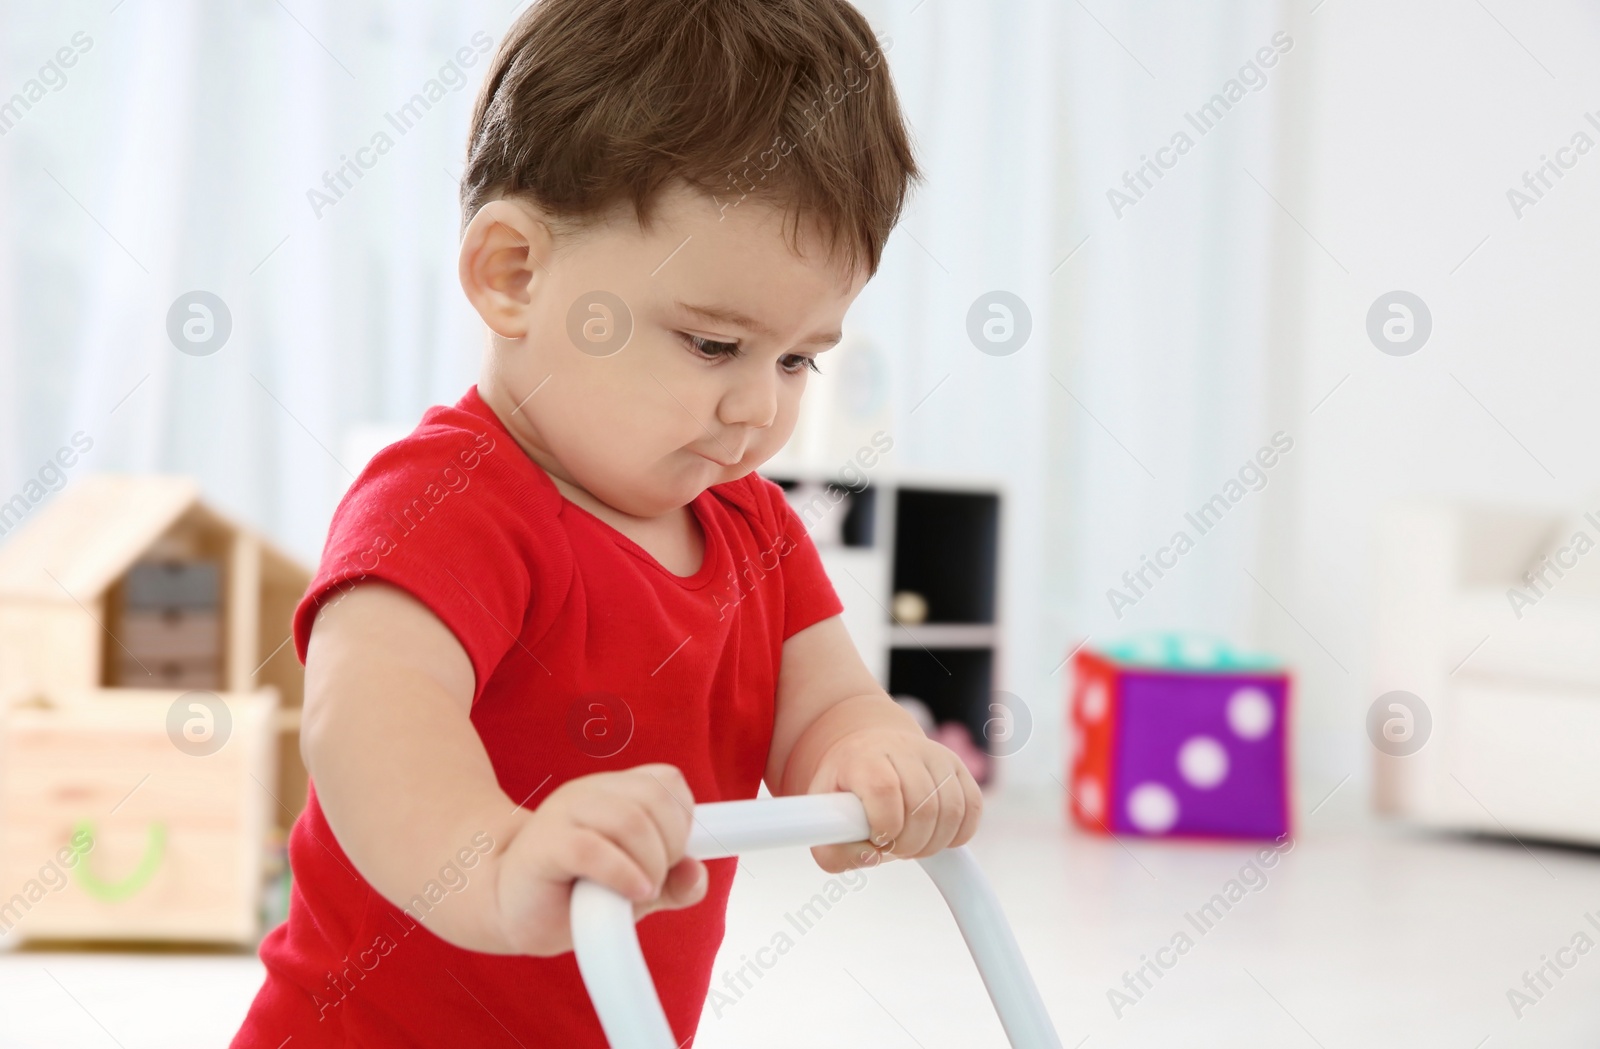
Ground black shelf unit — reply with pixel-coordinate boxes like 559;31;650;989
765;477;877;549
886;485;1002;752
761;471;1004;756
890;488;1000;623
888;646;996;749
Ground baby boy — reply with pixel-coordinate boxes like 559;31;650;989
234;0;981;1044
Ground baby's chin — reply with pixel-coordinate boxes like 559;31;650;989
669;458;760;507
566;441;776;517
575;465;736;519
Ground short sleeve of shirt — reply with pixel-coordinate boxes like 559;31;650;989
291;417;567;697
752;477;845;639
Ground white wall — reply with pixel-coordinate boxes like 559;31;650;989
1278;0;1600;790
0;0;1078;789
1017;0;1600;803
0;1;492;558
9;0;1595;803
806;0;1065;788
1038;0;1305;791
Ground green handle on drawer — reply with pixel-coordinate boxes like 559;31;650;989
72;821;166;902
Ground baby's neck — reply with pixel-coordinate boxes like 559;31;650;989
478;378;605;509
477;376;704;574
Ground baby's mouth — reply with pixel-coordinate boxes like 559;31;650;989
694;447;743;468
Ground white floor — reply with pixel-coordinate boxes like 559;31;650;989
3;784;1598;1048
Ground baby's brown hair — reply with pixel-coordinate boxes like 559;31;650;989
460;0;918;276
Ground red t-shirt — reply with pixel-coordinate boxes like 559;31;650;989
232;386;843;1048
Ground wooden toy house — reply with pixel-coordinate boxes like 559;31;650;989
0;475;311;944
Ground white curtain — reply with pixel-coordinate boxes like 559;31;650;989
0;0;492;559
840;0;1302;788
1;0;1303;790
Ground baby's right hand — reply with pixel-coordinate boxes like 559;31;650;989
492;763;708;956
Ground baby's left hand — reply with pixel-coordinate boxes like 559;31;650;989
805;726;983;874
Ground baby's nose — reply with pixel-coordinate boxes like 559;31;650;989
718;372;779;429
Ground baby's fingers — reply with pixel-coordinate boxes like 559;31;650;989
846;756;909;853
810;836;894;874
571;797;672;896
809;757;905;873
952;766;984;849
633;856;709;920
628;764;698;847
914;762;971;858
552;828;657;902
888;752;942;858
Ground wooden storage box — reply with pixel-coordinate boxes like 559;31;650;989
0;475;312;944
0;689;277;945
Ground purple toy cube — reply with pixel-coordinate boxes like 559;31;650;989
1068;635;1292;840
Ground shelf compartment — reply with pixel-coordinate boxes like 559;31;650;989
891;488;998;623
887;646;995;749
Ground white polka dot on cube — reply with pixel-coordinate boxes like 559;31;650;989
1076;776;1104;819
1081;681;1108;723
1178;735;1229;788
1227;687;1274;740
1126;782;1178;833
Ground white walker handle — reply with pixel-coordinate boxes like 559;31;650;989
570;793;1062;1049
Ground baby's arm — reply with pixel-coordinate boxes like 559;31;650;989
766;616;983;873
300;581;707;956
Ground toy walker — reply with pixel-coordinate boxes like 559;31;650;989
570;792;1063;1048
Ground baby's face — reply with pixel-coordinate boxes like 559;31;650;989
475;182;868;519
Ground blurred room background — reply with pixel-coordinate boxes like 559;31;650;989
4;0;1600;1045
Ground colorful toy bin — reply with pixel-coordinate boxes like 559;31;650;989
1067;635;1291;840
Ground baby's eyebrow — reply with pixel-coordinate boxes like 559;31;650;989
675;301;841;348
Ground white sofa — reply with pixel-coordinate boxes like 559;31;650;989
1374;500;1600;846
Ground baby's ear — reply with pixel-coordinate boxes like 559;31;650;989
459;199;554;339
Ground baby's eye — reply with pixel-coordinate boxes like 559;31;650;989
682;333;740;359
780;354;821;375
